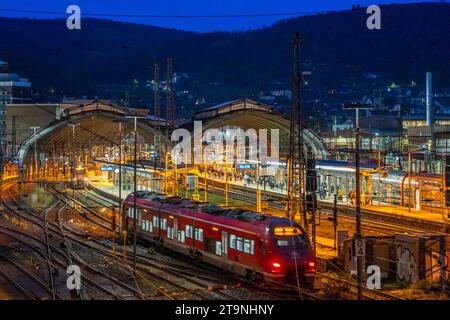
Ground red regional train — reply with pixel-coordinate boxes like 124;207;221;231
123;191;316;287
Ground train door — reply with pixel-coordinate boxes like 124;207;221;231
221;231;228;259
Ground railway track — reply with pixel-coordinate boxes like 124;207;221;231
0;252;43;300
39;183;256;299
40;200;60;300
1;182;150;299
2;180;408;300
319;272;403;300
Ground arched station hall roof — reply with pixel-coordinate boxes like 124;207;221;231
187;98;328;160
16;100;170;166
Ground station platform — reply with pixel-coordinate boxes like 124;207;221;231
202;175;448;225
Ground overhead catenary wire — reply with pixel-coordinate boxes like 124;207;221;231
0;8;336;19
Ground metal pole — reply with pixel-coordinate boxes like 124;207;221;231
184;155;188;198
256;162;261;213
133;117;138;271
203;159;207;202
118;121;122;237
225;161;229;207
333;194;338;250
408;150;412;212
165;152;169;194
112;206;116;257
355;108;363;301
18;165;22;228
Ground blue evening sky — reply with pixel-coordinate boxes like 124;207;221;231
0;0;439;32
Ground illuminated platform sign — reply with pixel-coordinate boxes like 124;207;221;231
100;166;113;171
237;164;256;169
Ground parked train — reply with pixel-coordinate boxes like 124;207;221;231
123;191;316;287
70;166;89;189
372;170;444;210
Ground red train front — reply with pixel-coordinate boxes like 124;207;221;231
123;191;316;287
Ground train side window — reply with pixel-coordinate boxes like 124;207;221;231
178;230;185;243
161;218;167;230
243;239;254;254
194;228;203;241
153;216;159;228
215;242;222;256
236;237;243;251
147;221;153;232
167;226;174;239
229;234;236;249
243;239;250;253
142;220;152;232
185;225;193;238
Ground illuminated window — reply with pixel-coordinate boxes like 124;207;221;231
167;226;174;239
277;240;289;247
152;216;159;228
236;237;243;251
141;220;153;232
161;218;167;230
229;234;236;249
243;239;251;253
273;227;302;236
194;228;203;241
215;241;222;256
185;225;193;238
177;230;185;243
128;208;136;218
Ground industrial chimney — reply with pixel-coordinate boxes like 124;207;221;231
426;72;433;126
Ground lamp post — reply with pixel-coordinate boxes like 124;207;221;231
343;102;371;301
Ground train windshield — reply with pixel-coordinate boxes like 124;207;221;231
272;226;309;249
75;167;86;175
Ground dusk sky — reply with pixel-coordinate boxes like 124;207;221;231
0;0;439;32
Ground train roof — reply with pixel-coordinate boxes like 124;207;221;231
125;191;300;235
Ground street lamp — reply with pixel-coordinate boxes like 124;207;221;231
343;101;371;301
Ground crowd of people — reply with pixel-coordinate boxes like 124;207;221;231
200;167;369;205
200;167;288;193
